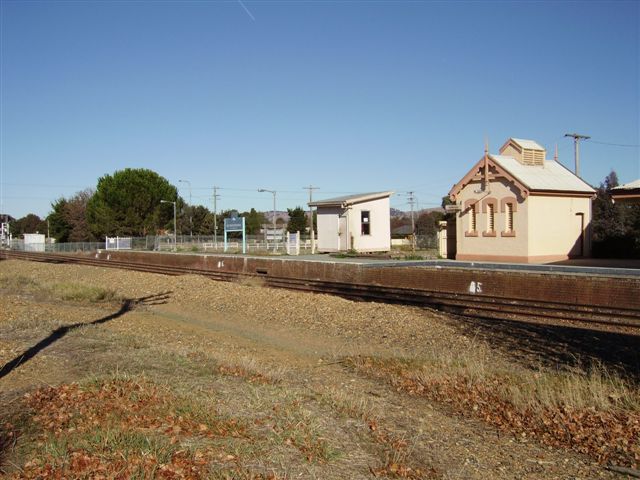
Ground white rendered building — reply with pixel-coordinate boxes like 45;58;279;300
309;191;393;253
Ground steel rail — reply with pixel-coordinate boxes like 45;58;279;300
2;250;639;330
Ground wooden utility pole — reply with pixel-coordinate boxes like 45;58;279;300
213;186;220;249
304;185;319;254
564;133;590;176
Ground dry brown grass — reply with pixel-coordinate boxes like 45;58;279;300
236;275;268;288
347;354;640;468
0;275;120;304
49;282;120;303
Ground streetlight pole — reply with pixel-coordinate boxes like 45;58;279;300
407;191;416;252
178;179;192;239
258;189;277;252
161;200;177;252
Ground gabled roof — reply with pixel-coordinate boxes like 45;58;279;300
309;191;394;207
612;179;640;191
611;179;640;203
508;138;545;151
449;154;594;200
490;155;594;193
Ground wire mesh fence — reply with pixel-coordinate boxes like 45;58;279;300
7;235;313;255
9;240;106;253
7;232;440;256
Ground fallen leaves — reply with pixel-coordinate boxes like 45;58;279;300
6;378;257;479
349;356;640;469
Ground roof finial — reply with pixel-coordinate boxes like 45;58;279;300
554;143;558;162
483;136;490;191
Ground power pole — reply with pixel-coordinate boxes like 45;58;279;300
564;133;590;177
407;191;416;252
303;185;319;254
213;186;220;249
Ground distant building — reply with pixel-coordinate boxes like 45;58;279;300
611;179;640;204
0;214;12;247
23;233;46;252
448;138;595;263
309;191;393;253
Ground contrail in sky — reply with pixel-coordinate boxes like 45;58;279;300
238;0;255;21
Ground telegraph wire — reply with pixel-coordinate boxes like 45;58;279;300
590;140;640;148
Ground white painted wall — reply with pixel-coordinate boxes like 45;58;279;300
24;233;46;252
315;196;391;253
347;196;391;252
316;206;343;252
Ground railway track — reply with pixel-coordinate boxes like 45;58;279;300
2;250;640;331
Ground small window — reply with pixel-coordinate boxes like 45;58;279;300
469;207;476;232
487;203;495;232
361;211;370;235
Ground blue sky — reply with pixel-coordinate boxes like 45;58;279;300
1;0;638;218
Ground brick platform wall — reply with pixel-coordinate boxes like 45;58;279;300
95;251;640;311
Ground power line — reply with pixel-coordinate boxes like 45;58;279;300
590;140;640;148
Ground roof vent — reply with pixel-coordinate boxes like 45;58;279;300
500;138;545;166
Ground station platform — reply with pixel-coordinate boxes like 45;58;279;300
200;252;640;278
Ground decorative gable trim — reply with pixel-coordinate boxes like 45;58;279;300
449;156;529;201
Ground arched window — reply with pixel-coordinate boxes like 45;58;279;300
500;197;517;237
464;200;479;237
482;198;498;237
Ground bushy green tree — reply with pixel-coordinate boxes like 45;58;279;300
48;198;72;242
286;206;307;233
10;214;47;236
86;168;178;237
242;208;267;235
592;172;625;242
592;171;640;258
190;205;214;235
47;189;94;242
416;211;444;237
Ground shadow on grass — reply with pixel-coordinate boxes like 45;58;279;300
449;314;640;382
0;291;172;381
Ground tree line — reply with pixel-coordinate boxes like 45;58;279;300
8;168;639;257
592;171;640;258
9;168;311;242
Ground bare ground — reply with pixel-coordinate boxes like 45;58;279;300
1;259;637;479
